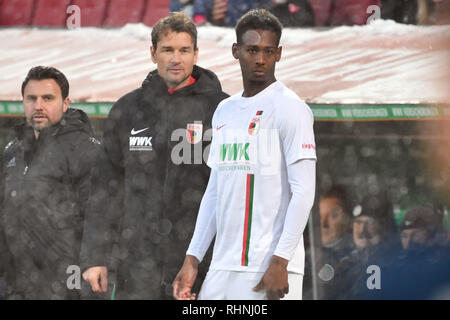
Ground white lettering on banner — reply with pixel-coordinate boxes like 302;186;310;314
77;105;96;115
342;109;353;118
402;107;439;117
99;105;111;115
313;109;338;118
392;108;404;117
353;108;388;118
341;108;388;118
7;103;23;113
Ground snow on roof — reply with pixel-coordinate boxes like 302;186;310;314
0;20;449;104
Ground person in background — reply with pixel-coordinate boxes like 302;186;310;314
193;0;270;26
335;190;400;299
381;0;448;25
0;66;102;299
171;0;195;17
173;9;316;300
363;204;450;299
308;0;381;26
315;184;355;299
81;12;228;299
352;191;398;251
400;204;445;251
264;0;315;27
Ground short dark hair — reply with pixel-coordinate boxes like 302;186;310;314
21;66;69;99
235;9;283;46
321;184;354;219
151;11;197;50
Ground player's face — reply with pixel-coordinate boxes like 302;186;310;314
23;79;69;136
319;198;350;246
400;228;429;250
353;216;381;249
151;31;198;90
232;29;281;87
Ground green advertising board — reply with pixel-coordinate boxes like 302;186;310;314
1;101;448;121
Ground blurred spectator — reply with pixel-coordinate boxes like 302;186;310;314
352;190;397;250
381;0;449;25
308;0;382;26
171;0;195;17
381;0;419;24
334;190;400;299
319;184;354;250
193;0;270;26
400;205;445;250
264;0;315;27
361;204;450;299
432;0;450;25
315;184;355;299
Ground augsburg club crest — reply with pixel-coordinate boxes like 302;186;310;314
248;110;263;136
187;123;203;144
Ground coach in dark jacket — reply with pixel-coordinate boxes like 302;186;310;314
0;66;102;299
81;12;228;299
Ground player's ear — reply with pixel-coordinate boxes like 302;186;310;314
276;46;282;62
63;97;70;112
232;43;239;60
193;47;199;65
150;46;157;64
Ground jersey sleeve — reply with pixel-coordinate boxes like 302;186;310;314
279;99;316;166
186;169;218;262
274;159;316;262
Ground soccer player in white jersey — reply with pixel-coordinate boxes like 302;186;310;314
173;9;316;300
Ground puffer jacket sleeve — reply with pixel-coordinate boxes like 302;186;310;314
0;155;5;276
80;105;125;272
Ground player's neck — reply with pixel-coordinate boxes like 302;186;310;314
242;77;276;98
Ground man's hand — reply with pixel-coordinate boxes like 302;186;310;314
173;255;200;300
253;256;289;300
83;266;108;293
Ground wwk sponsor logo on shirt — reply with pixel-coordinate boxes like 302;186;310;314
129;127;152;151
214;128;282;175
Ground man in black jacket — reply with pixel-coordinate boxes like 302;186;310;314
0;66;102;299
81;11;228;299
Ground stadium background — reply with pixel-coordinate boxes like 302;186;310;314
0;0;449;300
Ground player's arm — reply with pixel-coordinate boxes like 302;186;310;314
254;159;316;299
173;168;218;300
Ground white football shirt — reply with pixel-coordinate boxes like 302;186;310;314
190;81;316;274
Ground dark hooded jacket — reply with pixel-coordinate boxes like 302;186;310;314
80;65;228;299
0;108;102;299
